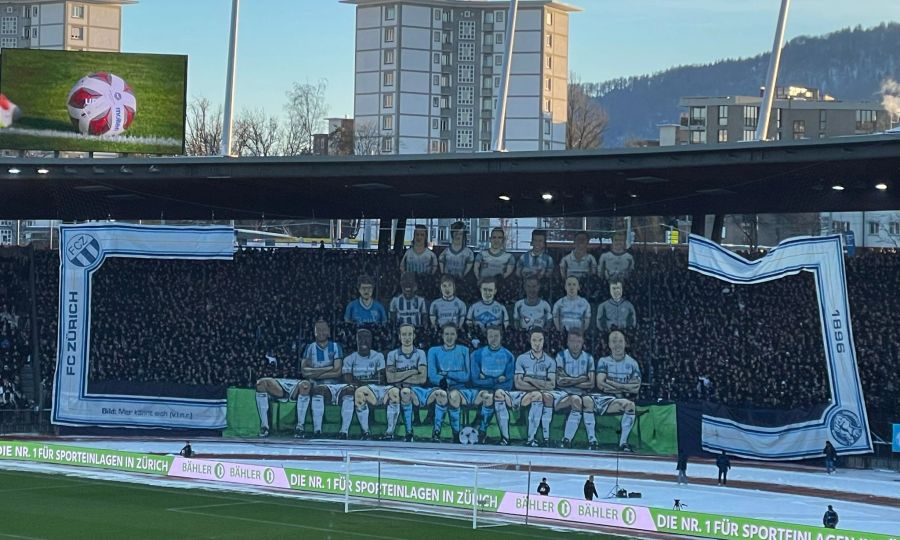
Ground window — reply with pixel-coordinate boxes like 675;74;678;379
792;120;806;139
433;30;441;43
776;108;782;129
21;6;27;18
482;76;492;89
483;11;494;24
432;74;440;86
717;129;728;143
482;97;493;111
545;11;553;25
458;64;474;84
381;136;393;153
383;94;394;108
442;31;452;44
4;7;11;14
543;119;551;135
495;32;504;45
431;118;439;130
440;73;450;86
384;27;395;42
481;118;492;133
743;129;756;141
1;17;17;35
383;71;394;86
463;10;472;18
690;130;706;144
384;6;396;21
495;10;505;24
831;221;850;233
32;6;38;17
21;26;27;38
545;55;552;70
383;49;394;65
458;42;474;62
890;222;900;236
433;52;441;65
544;99;552;113
545;33;553;48
439;95;450;108
441;10;451;22
439;139;449;152
70;26;84;40
440;117;450;130
483;33;493;46
718;105;728;126
544;77;552;92
819;110;827;131
0;228;10;245
440;53;451;66
480;141;491;151
71;4;85;18
430;140;441;153
743;106;759;128
382;115;393;130
31;27;37;38
433;8;442;21
0;37;15;49
543;141;551;150
494;76;501;88
868;222;880;235
856;110;876;131
457;108;473;127
432;96;440;108
458;86;474;105
459;20;475;40
482;54;492;67
456;129;474;149
495;54;503;66
689;106;706;127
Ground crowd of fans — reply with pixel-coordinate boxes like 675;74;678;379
0;252;32;413
1;237;896;430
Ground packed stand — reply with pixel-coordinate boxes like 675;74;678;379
18;233;900;428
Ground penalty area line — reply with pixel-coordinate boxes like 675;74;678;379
165;508;396;540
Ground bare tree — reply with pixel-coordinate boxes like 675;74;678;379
234;109;281;157
567;74;608;150
353;119;382;156
185;97;223;156
282;80;329;155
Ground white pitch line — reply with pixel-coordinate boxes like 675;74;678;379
0;482;92;493
0;533;51;540
165;501;262;512
166;508;397;540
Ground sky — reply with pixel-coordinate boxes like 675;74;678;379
121;0;897;120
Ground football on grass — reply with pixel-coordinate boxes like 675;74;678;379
66;72;136;136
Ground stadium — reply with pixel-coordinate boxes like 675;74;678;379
0;133;898;539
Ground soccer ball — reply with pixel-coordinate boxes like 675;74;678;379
0;93;20;128
66;72;136;136
459;427;479;445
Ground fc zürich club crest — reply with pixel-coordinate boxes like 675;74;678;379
65;234;102;268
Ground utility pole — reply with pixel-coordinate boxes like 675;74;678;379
222;0;240;156
491;0;520;152
755;0;791;141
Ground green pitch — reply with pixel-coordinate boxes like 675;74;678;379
0;48;186;153
0;469;639;540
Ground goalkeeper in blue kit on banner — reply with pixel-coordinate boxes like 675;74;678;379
422;324;472;442
470;325;515;444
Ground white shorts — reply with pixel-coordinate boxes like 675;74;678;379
548;390;584;408
360;384;391;404
591;394;616;415
506;391;528;409
316;383;350;405
274;378;300;401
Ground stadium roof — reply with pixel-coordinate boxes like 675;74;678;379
0;135;898;220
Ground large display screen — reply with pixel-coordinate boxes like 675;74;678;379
0;49;187;154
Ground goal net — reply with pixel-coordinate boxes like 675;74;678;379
342;451;512;529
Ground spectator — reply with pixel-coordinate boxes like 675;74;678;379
716;450;731;486
823;505;838;529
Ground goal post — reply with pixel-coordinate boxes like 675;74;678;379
341;451;510;529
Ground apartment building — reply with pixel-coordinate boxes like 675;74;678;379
668;86;885;145
0;0;131;52
343;0;579;154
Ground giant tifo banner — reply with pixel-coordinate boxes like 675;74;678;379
688;235;872;460
0;441;895;540
53;224;234;429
